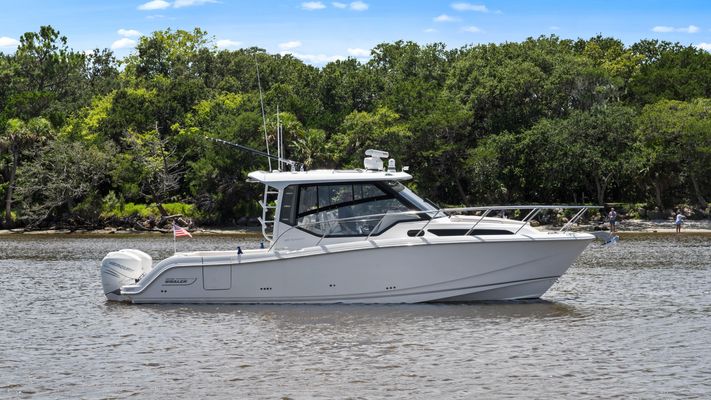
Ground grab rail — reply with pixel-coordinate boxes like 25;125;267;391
269;205;597;251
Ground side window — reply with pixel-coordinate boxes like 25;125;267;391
318;185;353;208
298;186;318;214
279;185;298;225
296;182;418;236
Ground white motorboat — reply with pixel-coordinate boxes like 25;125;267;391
101;149;595;304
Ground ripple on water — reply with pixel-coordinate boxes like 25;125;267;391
0;234;710;399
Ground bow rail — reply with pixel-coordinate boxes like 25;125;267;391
268;205;599;251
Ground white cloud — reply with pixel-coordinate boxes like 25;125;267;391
138;0;170;10
302;1;326;10
462;25;482;33
696;42;711;51
549;26;560;31
117;29;142;37
424;28;438;33
652;25;699;33
350;1;368;11
434;14;459;22
283;51;345;64
279;40;303;50
347;47;369;57
332;2;347;8
216;39;242;49
174;0;217;7
0;36;19;48
111;38;137;50
451;2;488;12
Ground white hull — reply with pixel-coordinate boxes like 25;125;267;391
115;234;592;304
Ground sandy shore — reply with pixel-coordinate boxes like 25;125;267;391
614;219;711;233
541;219;711;236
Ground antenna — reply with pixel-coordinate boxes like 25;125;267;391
254;54;272;171
276;104;282;171
280;115;285;171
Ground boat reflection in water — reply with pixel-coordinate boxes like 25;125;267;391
101;149;595;304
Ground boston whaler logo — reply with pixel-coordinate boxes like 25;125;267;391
163;277;197;286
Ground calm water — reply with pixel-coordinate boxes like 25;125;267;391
1;233;710;399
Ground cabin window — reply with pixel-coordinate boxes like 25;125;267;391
293;182;419;236
298;185;318;214
279;185;298;225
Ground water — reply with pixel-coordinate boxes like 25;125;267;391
1;233;710;399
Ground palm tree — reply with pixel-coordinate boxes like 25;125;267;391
291;128;327;168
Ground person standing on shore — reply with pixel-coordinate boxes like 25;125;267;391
608;208;617;233
675;210;683;233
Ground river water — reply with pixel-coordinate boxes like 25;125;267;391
1;233;710;399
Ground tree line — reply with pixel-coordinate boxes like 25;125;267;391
1;26;710;229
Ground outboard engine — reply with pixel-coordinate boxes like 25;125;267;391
101;249;152;301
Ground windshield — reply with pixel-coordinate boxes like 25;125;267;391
387;181;441;215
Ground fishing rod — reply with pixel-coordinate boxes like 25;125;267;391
206;136;304;171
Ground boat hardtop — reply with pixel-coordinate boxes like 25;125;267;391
247;169;413;188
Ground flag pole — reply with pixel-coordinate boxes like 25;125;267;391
173;224;177;254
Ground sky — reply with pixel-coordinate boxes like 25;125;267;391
1;0;711;65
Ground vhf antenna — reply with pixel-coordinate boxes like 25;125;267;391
254;54;272;171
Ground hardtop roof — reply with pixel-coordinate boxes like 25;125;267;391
247;169;413;189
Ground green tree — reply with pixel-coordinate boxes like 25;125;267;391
121;126;184;217
629;42;711;105
291;128;327;168
331;107;411;168
636;99;711;208
14;139;114;227
178;92;266;223
318;58;377;131
557;105;637;205
0;117;52;226
4;26;86;125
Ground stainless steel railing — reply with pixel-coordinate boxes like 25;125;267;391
268;205;598;251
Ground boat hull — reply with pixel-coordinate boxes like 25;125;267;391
117;234;593;304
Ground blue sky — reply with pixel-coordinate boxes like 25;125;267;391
1;0;711;65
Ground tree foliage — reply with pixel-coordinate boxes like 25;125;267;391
1;26;710;228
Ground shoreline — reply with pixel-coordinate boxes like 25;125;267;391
1;219;709;237
555;218;711;235
0;226;264;237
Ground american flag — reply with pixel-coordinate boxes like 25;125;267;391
173;223;192;238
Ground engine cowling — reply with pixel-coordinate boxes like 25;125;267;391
119;249;152;276
101;249;152;301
